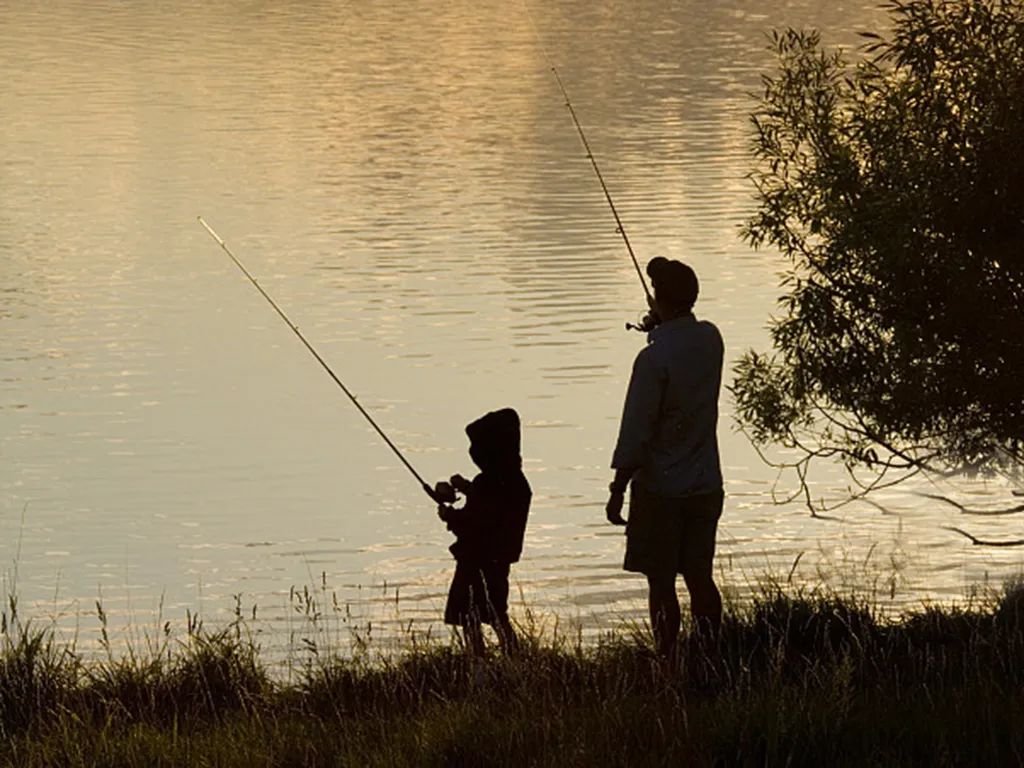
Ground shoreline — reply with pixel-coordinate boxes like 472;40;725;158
2;583;1022;766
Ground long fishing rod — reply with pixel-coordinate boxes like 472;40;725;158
548;65;654;313
197;216;435;500
520;3;657;330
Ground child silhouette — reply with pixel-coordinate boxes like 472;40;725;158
434;408;531;655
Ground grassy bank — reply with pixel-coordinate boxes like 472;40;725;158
2;584;1023;767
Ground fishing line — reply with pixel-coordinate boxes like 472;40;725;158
197;216;434;499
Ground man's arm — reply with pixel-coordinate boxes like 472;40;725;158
605;467;635;526
611;350;662;470
606;350;662;525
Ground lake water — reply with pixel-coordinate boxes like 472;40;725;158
2;0;1021;656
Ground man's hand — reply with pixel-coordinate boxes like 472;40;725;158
606;487;627;526
437;503;453;523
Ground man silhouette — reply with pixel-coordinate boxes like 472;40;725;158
606;258;724;659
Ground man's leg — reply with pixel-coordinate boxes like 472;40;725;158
679;492;724;642
646;572;681;658
680;564;722;641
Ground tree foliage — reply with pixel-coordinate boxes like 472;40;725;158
734;0;1024;508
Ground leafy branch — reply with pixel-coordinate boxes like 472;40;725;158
734;1;1024;544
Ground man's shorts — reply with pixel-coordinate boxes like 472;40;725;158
624;485;724;578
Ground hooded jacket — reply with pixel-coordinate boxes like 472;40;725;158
446;408;532;564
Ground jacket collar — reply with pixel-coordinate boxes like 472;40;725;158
648;312;696;342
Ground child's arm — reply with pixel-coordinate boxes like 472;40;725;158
430;481;456;504
436;473;483;532
430;476;471;505
434;474;474;522
437;502;469;528
450;474;472;495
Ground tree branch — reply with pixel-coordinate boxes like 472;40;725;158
943;526;1024;547
918;493;1024;516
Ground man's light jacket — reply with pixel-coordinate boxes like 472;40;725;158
611;313;724;497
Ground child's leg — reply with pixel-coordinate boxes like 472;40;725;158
494;614;519;654
481;562;517;654
461;616;486;656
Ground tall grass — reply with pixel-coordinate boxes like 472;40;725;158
1;581;1022;767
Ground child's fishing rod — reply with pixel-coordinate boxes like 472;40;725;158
197;216;436;500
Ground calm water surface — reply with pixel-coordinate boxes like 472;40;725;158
2;0;1020;654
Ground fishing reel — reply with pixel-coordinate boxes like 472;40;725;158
625;309;660;333
429;474;472;505
432;481;457;504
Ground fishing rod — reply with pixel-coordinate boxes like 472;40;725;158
530;31;658;331
197;216;436;501
549;68;652;304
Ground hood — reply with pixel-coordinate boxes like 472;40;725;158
466;408;522;471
